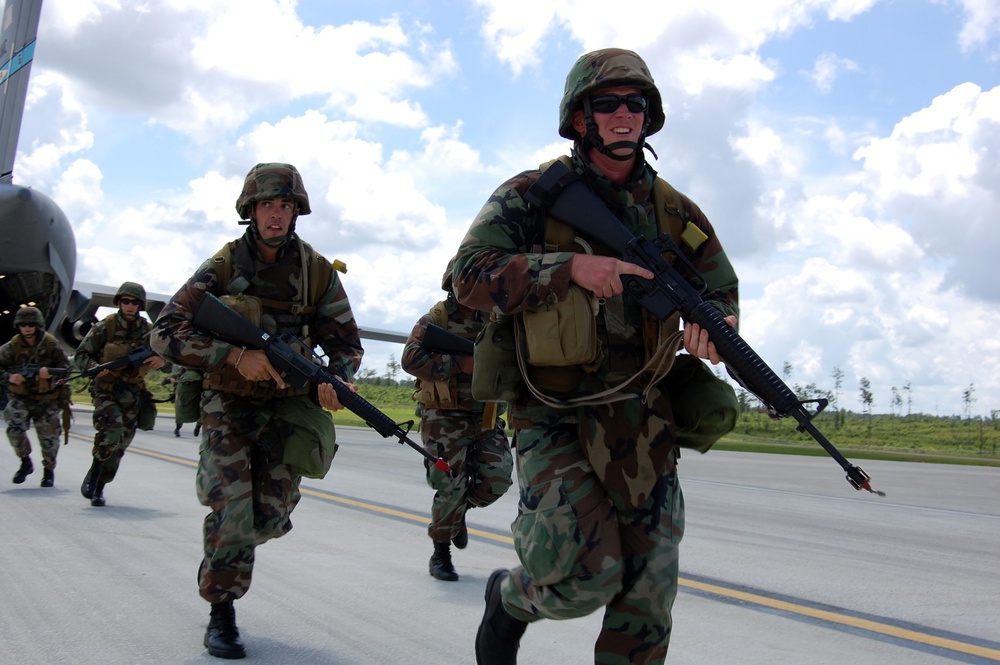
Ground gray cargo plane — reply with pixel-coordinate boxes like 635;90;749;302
0;0;404;353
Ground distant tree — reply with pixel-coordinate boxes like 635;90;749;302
859;377;874;436
783;362;793;381
962;383;976;420
385;355;401;384
831;365;845;428
903;381;913;416
831;365;844;410
357;366;378;382
891;386;902;417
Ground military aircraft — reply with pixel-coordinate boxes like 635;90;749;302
0;0;405;353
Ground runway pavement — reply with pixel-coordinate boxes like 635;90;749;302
1;408;998;664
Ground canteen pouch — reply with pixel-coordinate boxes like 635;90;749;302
277;395;338;479
471;316;522;402
662;354;739;453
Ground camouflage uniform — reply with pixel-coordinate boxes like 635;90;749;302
151;226;363;605
400;293;513;546
73;310;155;482
454;49;739;665
0;330;71;472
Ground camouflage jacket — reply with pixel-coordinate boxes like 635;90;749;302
0;332;71;397
150;229;363;389
453;149;739;501
453;148;738;394
401;295;490;413
73;312;154;388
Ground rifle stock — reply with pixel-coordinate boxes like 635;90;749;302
422;323;475;356
525;161;884;496
192;293;450;472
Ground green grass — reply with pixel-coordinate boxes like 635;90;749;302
74;373;1000;466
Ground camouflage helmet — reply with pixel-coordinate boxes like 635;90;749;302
558;48;665;140
235;163;312;220
441;256;456;293
13;306;45;330
113;281;147;309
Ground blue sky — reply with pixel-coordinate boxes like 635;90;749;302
15;0;1000;417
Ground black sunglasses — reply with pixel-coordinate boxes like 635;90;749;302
119;298;141;306
589;93;648;114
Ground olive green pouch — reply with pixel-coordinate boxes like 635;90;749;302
663;354;739;453
174;370;203;424
471;316;522;402
522;285;599;367
277;395;338;479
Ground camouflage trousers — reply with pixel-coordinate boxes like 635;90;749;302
421;408;513;543
501;418;684;665
4;397;62;470
90;385;142;481
196;390;302;604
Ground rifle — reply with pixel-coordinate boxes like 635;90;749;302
524;160;884;496
12;365;72;383
192;293;450;472
422;323;475;356
81;347;157;378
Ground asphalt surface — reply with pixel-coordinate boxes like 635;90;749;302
1;408;998;664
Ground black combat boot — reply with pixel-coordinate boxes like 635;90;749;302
476;569;527;665
174;424;181;437
90;467;107;507
12;456;33;484
193;422;201;437
452;513;469;549
429;540;459;581
204;601;246;659
41;468;54;488
81;458;101;498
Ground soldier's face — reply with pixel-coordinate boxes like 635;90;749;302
119;298;141;320
573;85;646;158
254;198;296;240
17;323;37;342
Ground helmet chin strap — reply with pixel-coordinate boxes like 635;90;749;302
579;98;654;176
249;212;298;248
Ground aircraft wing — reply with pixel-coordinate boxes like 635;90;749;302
0;0;43;184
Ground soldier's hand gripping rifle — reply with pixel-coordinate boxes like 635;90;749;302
81;347;157;378
525;161;884;496
193;293;451;472
13;365;72;384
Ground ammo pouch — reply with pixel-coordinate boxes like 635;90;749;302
522;284;599;367
220;293;263;327
277;396;338;479
412;377;459;409
137;389;158;431
471;316;522;402
662;354;739;453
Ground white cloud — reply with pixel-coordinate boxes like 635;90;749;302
852;82;1000;299
940;0;1000;54
805;52;861;93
